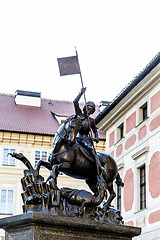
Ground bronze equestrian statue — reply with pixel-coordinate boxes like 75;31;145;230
36;89;124;209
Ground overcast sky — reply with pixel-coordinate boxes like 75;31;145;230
0;0;160;104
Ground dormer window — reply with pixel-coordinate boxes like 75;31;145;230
15;90;41;108
99;101;110;112
51;112;67;124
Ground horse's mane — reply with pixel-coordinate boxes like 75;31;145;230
52;114;82;152
64;114;77;123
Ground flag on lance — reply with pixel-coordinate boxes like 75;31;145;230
57;55;81;76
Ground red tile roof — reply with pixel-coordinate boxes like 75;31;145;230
0;93;105;139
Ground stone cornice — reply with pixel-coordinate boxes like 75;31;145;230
0;131;53;146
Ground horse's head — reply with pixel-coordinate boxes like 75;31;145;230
64;115;82;145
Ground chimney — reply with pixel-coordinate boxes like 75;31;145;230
99;101;110;112
15;90;41;107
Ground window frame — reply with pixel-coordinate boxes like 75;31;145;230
137;100;148;125
34;150;48;166
139;102;148;122
2;148;15;166
116;120;125;144
0;189;14;215
117;123;124;141
139;165;146;210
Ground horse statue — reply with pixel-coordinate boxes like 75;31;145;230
36;114;124;209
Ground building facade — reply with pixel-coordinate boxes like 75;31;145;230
0;90;106;239
96;53;160;240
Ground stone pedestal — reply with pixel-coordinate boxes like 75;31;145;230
0;212;141;240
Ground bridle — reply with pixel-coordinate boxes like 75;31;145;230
50;116;82;159
57;116;82;142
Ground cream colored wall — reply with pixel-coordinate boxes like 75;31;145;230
0;132;53;218
94;139;106;152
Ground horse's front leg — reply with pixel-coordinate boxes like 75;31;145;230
46;164;62;190
36;160;52;175
86;178;99;196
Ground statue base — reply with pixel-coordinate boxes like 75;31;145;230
0;212;141;240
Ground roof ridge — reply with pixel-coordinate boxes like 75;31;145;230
0;92;14;97
42;97;73;103
109;52;160;106
95;52;160;124
0;92;84;104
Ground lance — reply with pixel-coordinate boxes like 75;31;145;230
57;49;100;175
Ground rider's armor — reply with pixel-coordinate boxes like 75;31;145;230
73;88;99;162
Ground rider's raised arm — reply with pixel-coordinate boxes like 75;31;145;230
73;88;86;116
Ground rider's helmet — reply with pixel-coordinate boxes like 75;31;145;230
83;101;95;115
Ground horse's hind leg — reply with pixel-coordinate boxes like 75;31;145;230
116;173;124;187
36;160;51;174
103;182;116;212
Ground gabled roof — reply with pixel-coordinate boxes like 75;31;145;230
95;52;160;125
0;93;105;139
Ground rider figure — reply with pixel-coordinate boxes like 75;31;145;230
73;88;103;172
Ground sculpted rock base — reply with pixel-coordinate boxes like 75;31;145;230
21;169;123;224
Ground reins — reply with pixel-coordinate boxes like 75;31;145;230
49;150;68;158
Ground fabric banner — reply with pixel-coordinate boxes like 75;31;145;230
57;56;80;76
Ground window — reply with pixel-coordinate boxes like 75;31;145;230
51;112;67;124
0;190;14;214
117;123;124;142
3;148;15;165
117;185;122;212
140;165;146;210
139;102;147;123
35;150;47;166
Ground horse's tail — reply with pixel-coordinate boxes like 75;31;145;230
115;173;124;187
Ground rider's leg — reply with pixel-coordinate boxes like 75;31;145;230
88;148;105;173
77;138;105;173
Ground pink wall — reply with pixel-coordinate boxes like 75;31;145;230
125;221;134;226
109;131;115;148
126;112;136;134
125;134;136;150
149;114;160;132
138;125;147;140
123;168;134;212
109;150;114;158
149;210;160;224
116;144;123;157
150;90;160;113
149;152;160;199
